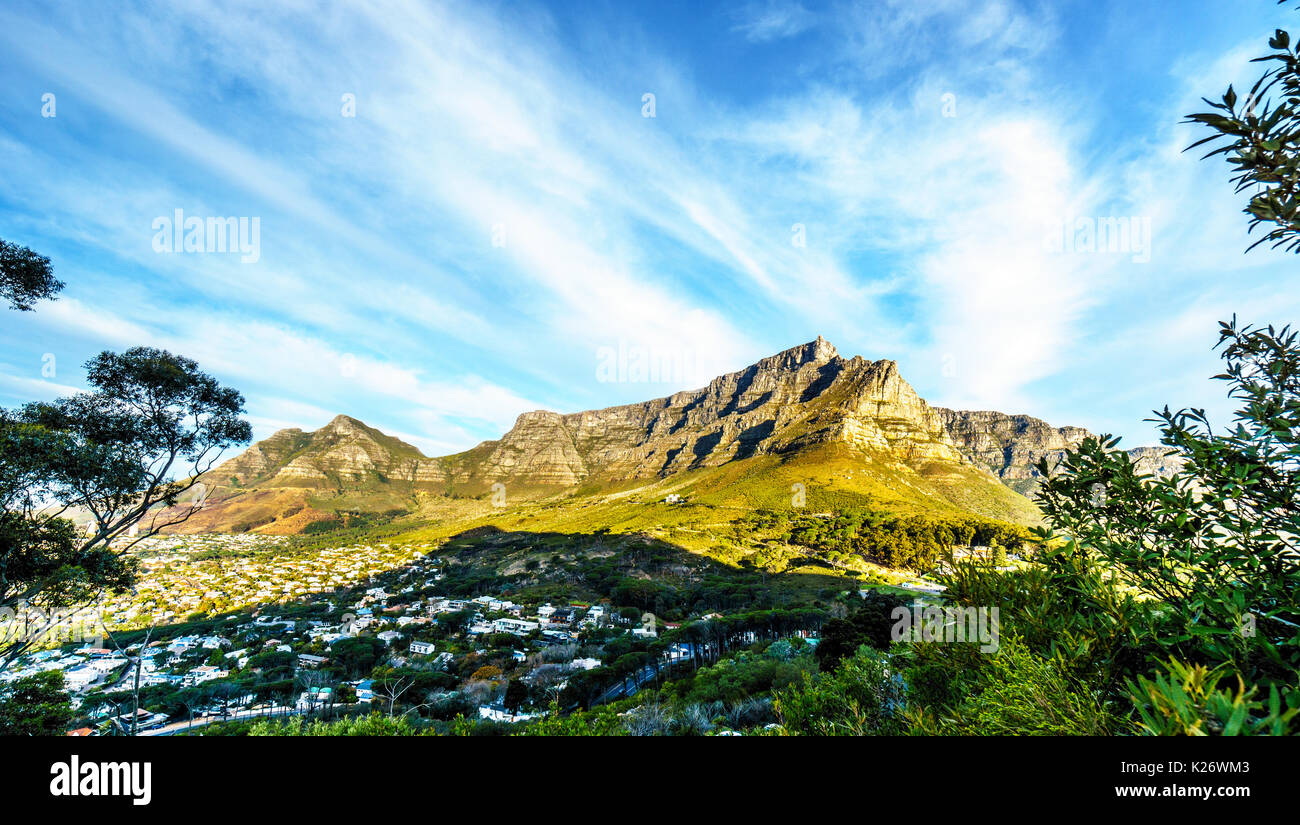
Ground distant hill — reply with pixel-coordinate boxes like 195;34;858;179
174;336;1179;534
214;414;436;490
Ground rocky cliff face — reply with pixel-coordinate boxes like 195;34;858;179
1125;445;1185;480
934;408;1182;494
448;336;967;486
214;414;446;489
213;338;1182;500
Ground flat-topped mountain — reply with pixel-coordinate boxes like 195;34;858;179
211;336;976;494
185;337;1181;533
442;336;965;487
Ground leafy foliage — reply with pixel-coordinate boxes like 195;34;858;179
1131;659;1298;736
1;348;251;664
1185;2;1300;251
739;507;1030;573
906;636;1126;736
774;645;904;735
247;712;432;736
0;670;74;735
0;238;63;311
814;589;910;670
1035;319;1300;693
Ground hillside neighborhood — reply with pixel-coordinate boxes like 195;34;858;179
3;533;783;735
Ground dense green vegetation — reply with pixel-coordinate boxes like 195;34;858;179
0;670;74;735
771;319;1300;736
434;529;852;621
735;508;1031;572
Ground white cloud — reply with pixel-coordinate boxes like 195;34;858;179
2;0;1295;456
732;1;818;44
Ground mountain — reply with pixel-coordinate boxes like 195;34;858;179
442;336;965;487
182;337;1181;534
935;409;1183;496
215;414;438;489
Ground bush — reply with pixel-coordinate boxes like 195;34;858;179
775;646;905;735
248;713;429;736
0;670;74;735
906;636;1126;736
1130;659;1299;736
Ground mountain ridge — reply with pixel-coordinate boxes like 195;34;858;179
935;407;1182;495
189;337;1181;533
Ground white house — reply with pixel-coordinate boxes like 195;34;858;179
478;705;542;723
63;667;100;690
492;618;539;636
296;686;333;711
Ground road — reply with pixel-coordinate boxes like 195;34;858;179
138;705;301;736
595;664;659;704
594;650;697;705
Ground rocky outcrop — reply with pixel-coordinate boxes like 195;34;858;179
1126;445;1185;480
934;408;1183;494
934;409;1089;485
215;426;314;485
450;337;968;485
213;414;447;490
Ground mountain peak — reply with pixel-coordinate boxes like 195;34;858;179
808;335;838;362
196;336;1063;531
755;336;840;374
323;414;367;433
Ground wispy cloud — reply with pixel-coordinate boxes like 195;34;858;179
731;1;818;43
0;0;1295;452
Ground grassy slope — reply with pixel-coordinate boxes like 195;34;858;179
147;444;1042;622
370;443;1040;581
171;442;1041;586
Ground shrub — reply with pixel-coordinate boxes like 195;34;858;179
775;646;905;735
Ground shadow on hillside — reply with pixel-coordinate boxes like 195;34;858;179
438;525;854;610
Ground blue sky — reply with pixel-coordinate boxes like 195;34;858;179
1;0;1297;456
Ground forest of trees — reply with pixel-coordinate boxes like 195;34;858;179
738;507;1032;572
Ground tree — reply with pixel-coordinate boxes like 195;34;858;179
774;646;905;735
296;670;333;717
0;670;74;734
103;620;160;736
1034;319;1300;697
0;238;63;311
990;543;1007;567
330;636;385;678
814;590;909;671
503;678;528;712
1;347;252;666
469;664;503;682
371;670;417;717
1185;1;1300;252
